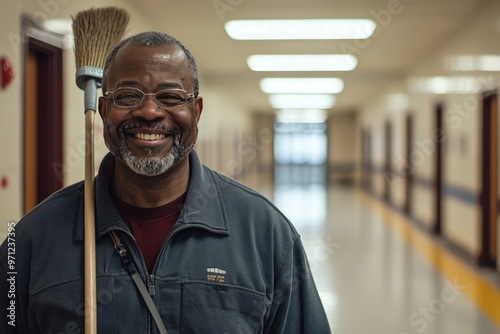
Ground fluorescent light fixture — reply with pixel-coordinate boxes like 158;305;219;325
41;19;74;49
269;94;335;109
225;19;376;40
276;109;328;123
408;76;481;94
248;55;357;71
42;18;73;36
445;55;500;71
260;78;344;94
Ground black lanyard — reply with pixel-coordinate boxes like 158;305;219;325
110;231;168;334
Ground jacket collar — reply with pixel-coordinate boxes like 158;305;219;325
75;150;229;242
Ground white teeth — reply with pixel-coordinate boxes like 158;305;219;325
135;133;166;141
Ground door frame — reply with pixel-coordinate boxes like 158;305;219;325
22;17;64;213
433;103;444;235
404;113;413;215
384;120;392;203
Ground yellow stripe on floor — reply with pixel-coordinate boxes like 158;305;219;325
357;191;500;328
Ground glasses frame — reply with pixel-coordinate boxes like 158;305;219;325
103;87;196;109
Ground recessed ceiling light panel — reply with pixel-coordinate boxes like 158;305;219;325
445;55;500;71
269;94;336;109
225;19;376;40
248;55;357;71
276;109;328;123
260;78;344;94
408;76;481;94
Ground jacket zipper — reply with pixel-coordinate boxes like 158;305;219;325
150;223;190;274
145;224;196;300
147;274;156;295
112;223;223;333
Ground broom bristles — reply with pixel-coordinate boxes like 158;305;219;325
72;7;130;69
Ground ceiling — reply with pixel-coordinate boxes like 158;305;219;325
120;0;491;115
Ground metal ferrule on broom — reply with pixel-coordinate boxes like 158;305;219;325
76;66;103;112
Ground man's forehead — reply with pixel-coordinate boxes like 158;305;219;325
105;43;191;89
110;44;188;71
112;44;187;73
117;43;184;61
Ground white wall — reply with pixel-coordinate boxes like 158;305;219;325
357;0;500;257
328;113;357;182
195;83;253;179
0;1;23;239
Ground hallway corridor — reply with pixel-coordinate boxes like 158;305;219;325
266;181;500;334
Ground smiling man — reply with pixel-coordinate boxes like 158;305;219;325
0;32;331;333
99;37;202;208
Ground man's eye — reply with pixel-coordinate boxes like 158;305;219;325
157;93;182;101
157;93;183;103
116;93;141;100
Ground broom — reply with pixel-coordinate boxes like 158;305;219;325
72;7;129;333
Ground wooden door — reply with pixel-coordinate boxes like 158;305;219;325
23;23;64;213
479;91;498;267
404;113;413;215
433;103;444;235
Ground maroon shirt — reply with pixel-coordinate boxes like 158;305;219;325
112;192;187;273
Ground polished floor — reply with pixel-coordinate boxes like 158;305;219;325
260;174;500;334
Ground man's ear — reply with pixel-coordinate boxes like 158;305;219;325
98;96;107;120
194;97;203;123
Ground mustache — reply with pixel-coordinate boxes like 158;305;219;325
118;122;180;135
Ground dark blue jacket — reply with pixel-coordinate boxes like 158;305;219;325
0;151;331;333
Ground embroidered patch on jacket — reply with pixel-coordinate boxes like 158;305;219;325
207;267;226;283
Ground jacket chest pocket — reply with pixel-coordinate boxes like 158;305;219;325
179;282;269;334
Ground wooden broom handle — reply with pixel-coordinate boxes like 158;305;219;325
84;109;97;334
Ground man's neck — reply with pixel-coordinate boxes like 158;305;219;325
111;158;190;208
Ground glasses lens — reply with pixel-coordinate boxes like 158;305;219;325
113;88;143;107
156;89;187;108
110;88;191;109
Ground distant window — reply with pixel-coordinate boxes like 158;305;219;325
274;121;327;165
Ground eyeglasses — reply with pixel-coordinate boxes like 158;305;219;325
104;87;195;110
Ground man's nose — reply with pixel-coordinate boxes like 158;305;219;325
132;96;165;121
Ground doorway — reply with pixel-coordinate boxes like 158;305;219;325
404;113;413;215
479;90;498;268
433;103;444;235
383;121;392;204
23;19;64;213
273;120;328;184
273;118;328;232
362;127;373;193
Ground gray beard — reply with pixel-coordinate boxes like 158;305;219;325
121;145;175;177
118;133;192;177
